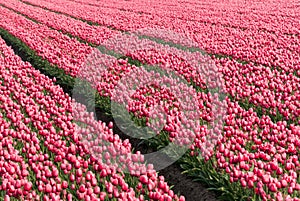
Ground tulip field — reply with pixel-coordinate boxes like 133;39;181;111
0;0;299;200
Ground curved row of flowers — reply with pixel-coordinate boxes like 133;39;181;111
22;0;300;36
2;27;299;200
16;0;300;72
0;3;299;201
0;36;185;201
68;38;300;201
0;0;118;46
0;5;92;76
69;0;300;36
73;43;300;201
97;34;300;123
0;2;299;124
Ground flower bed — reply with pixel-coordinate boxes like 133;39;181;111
0;5;92;76
0;3;298;123
68;0;300;36
0;0;299;200
21;0;300;35
0;0;118;46
18;0;300;71
0;35;184;201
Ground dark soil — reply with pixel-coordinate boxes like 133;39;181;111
159;165;217;201
95;109;218;201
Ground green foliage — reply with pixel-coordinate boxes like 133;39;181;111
179;154;255;201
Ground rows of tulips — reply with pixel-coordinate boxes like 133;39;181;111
23;0;300;36
2;27;300;201
0;36;185;200
70;0;300;35
0;2;299;124
71;35;300;200
19;0;300;73
0;0;283;146
0;5;93;77
0;2;299;201
83;48;300;200
0;0;118;46
97;34;300;123
80;47;226;157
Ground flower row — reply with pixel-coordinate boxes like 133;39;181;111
0;0;118;46
70;0;300;35
68;46;300;200
1;2;299;200
22;0;300;36
0;3;298;122
18;0;300;73
90;33;300;122
0;6;92;76
0;36;184;200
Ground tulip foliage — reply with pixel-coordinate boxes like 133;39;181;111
0;0;299;201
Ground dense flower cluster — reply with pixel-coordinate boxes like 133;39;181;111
20;0;300;73
216;102;300;201
99;33;299;122
4;0;298;121
80;47;226;157
0;0;118;45
0;37;185;200
0;0;299;200
79;41;300;200
68;0;300;35
22;0;300;36
0;6;92;76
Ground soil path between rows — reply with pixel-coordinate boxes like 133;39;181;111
96;110;218;201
